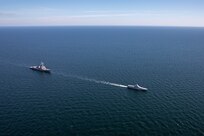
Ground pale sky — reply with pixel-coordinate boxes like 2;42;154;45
0;0;204;26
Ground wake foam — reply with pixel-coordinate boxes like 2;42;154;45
0;59;127;89
54;72;127;88
0;59;29;68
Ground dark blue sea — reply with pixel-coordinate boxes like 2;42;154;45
0;26;204;136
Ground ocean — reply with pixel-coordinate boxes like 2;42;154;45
0;26;204;136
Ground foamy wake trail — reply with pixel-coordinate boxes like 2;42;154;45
55;72;127;88
80;78;127;88
0;59;29;68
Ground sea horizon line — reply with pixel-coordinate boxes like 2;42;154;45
0;25;204;28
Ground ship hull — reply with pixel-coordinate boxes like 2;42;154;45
127;85;147;91
30;67;51;73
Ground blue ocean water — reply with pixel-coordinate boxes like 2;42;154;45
0;26;204;136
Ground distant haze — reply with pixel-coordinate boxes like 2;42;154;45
0;0;204;27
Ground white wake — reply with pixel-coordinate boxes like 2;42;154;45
55;72;127;88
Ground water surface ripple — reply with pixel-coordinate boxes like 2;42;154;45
0;27;204;136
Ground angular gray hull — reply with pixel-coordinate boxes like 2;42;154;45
127;85;148;91
30;67;51;73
